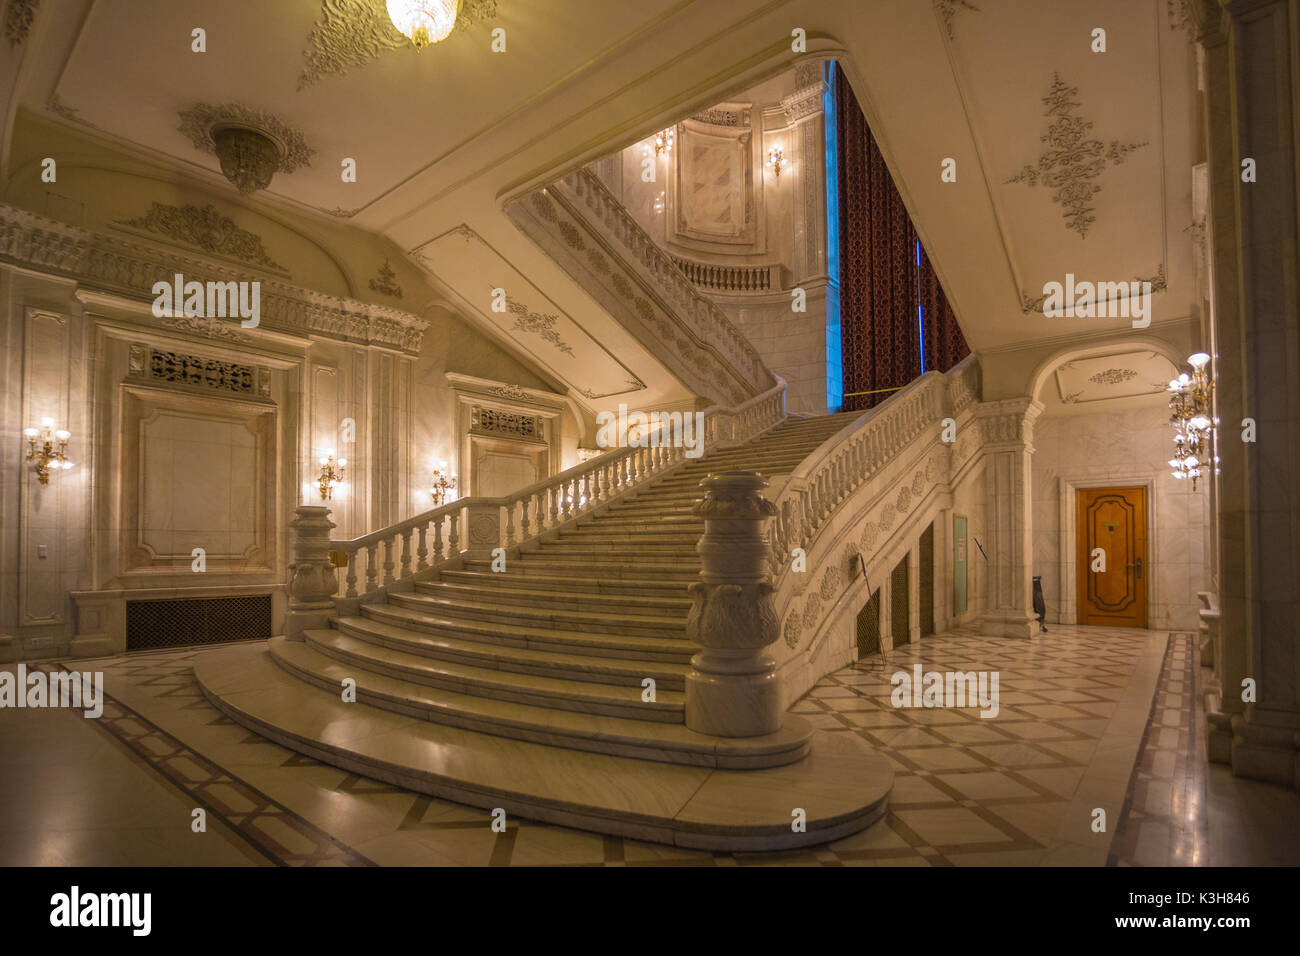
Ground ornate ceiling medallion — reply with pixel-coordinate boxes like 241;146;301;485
1004;74;1147;239
178;103;313;193
4;0;38;47
299;0;499;89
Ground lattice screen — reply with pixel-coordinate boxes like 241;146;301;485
126;595;272;650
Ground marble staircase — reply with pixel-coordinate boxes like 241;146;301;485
196;412;893;849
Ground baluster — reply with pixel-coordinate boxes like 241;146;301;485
345;551;358;599
383;538;396;586
400;530;412;580
448;513;460;557
505;501;516;546
365;544;378;595
549;486;560;526
416;526;428;571
432;516;444;566
520;496;531;540
588;468;600;506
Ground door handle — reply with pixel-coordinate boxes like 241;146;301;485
1126;557;1143;578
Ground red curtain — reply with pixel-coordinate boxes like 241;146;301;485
836;66;968;412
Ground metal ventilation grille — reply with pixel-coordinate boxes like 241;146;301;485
919;522;935;637
855;588;880;658
126;595;272;651
891;556;910;647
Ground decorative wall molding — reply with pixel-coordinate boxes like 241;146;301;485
177;103;314;174
1004;74;1148;239
0;202;429;353
368;258;403;298
486;382;528;400
690;106;750;128
165;314;252;343
470;405;543;441
298;0;499;89
781;82;825;125
127;346;264;398
1086;367;1138;386
115;202;287;272
3;0;38;47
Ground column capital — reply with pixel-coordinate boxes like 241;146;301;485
973;397;1044;451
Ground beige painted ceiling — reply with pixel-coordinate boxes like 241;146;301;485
10;0;1200;405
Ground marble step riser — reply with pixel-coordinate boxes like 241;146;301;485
557;530;701;543
454;568;693;597
386;592;687;637
360;605;696;664
303;634;683;722
517;560;699;577
538;540;700;554
416;582;690;615
335;619;688;690
269;651;707;761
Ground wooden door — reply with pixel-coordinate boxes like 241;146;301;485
1077;487;1147;627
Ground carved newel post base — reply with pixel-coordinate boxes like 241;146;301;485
286;505;337;641
685;472;782;737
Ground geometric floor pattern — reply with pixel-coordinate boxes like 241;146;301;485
6;624;1281;867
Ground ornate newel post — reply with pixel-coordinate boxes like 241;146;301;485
285;505;337;641
685;472;782;737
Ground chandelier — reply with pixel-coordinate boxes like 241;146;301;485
386;0;461;50
1167;352;1215;490
211;124;282;193
654;128;675;155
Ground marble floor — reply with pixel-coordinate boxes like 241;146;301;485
2;624;1297;866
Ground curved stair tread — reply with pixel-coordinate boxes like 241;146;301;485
361;602;696;659
334;615;691;687
415;579;693;612
266;636;810;765
195;642;891;849
306;628;685;714
387;590;688;633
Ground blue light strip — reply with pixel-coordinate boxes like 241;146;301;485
916;238;926;375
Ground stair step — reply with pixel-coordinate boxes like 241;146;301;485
334;614;689;689
195;642;888;851
541;537;699;553
360;601;697;662
387;589;687;637
304;628;683;720
415;578;692;614
446;567;694;598
516;555;699;574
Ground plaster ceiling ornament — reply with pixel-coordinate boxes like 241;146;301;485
298;0;498;89
369;258;404;298
45;92;92;127
115;202;287;272
783;611;802;649
3;0;37;47
1087;367;1139;386
506;298;575;356
178;103;314;193
327;206;363;218
934;0;980;39
911;471;925;496
1004;74;1148;239
1019;263;1166;313
691;106;749;128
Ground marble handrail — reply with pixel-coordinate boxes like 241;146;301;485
555;169;772;395
325;377;788;602
767;356;980;586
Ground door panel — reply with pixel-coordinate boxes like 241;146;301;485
1076;487;1147;628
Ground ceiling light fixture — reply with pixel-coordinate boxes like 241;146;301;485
211;123;283;193
387;0;461;50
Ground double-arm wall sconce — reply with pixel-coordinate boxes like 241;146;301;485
1168;352;1216;490
318;450;347;500
24;418;72;484
654;127;675;156
429;460;457;507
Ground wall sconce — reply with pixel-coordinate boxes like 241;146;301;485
318;449;347;500
766;145;786;177
654;127;675;155
429;460;457;507
1167;352;1216;490
24;418;72;484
